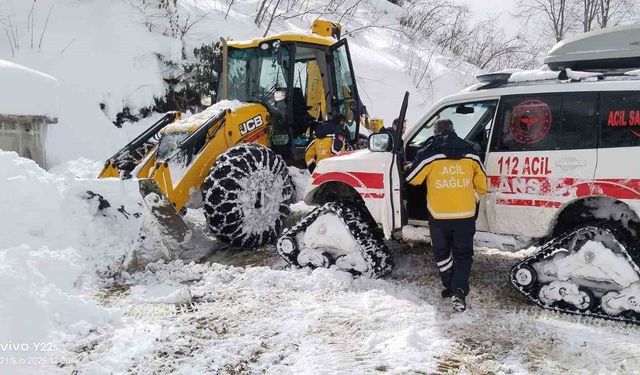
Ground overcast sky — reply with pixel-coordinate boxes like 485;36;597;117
462;0;521;34
463;0;517;16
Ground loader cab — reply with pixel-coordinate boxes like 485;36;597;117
218;31;363;165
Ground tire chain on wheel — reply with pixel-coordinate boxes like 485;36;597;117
276;201;394;278
509;223;640;324
202;143;293;248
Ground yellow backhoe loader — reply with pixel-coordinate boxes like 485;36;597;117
98;20;378;255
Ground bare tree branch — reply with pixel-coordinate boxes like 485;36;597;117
5;29;15;57
514;0;575;42
38;5;54;49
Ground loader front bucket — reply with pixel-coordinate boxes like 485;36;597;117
136;178;224;265
138;178;192;246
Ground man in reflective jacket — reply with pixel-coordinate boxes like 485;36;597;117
406;119;488;312
304;114;348;173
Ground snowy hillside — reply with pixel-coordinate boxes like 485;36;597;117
1;0;476;167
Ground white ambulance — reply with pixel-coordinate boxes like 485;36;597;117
277;25;640;283
313;25;640;246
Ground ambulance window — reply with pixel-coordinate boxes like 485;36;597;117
406;100;497;160
493;95;562;151
406;101;497;162
560;92;598;149
600;92;640;148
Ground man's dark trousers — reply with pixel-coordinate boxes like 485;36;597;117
429;218;475;295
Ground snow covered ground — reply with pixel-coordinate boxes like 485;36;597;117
53;243;640;374
2;151;640;374
3;1;640;374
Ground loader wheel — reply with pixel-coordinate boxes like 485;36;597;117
202;143;294;248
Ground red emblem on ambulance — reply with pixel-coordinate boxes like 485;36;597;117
509;100;552;144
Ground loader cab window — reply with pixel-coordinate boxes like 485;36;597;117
330;41;360;142
291;46;328;142
406;101;498;162
224;44;291;115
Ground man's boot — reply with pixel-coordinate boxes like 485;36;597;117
451;289;466;312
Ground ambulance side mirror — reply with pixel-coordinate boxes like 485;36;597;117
369;133;393;152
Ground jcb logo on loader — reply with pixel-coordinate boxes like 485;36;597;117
239;115;264;136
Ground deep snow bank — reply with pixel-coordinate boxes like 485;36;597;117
0;151;143;372
0;60;58;117
1;0;178;166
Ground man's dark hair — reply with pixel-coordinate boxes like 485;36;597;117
331;113;347;123
433;119;454;136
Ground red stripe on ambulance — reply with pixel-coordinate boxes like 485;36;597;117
496;198;562;208
489;175;640;206
311;171;384;190
311;171;385;199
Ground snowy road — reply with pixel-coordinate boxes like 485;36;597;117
63;242;640;374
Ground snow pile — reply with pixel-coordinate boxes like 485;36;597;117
128;284;192;304
1;0;178;165
0;151;144;372
48;157;104;179
167;100;244;131
535;240;640;287
65;250;640;374
506;67;602;83
508;69;559;83
565;68;602;81
0;60;59;117
488;68;524;74
625;69;640;77
287;166;311;202
0;152;142;253
0;245;120;369
403;224;431;244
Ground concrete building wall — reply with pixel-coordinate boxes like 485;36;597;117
0;115;57;168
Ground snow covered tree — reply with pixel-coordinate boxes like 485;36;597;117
127;0;209;59
458;18;544;71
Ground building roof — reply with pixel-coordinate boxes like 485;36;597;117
0;60;58;118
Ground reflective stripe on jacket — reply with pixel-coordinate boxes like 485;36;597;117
406;132;488;220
